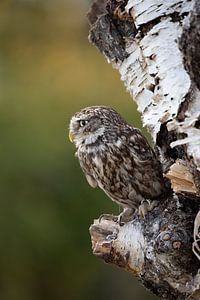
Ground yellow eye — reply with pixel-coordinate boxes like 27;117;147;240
79;120;88;127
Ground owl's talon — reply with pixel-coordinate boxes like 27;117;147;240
99;214;118;223
117;215;125;226
138;200;149;218
117;208;135;225
138;200;159;218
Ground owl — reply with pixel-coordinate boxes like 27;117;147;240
69;106;166;222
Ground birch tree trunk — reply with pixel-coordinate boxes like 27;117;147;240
87;1;200;299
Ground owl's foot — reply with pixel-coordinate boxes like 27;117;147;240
99;209;135;226
138;200;158;218
99;213;118;223
118;208;135;226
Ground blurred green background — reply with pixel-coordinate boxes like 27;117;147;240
0;1;157;300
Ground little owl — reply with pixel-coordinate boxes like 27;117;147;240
69;106;166;222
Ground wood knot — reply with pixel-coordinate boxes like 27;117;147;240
172;241;182;249
155;228;188;253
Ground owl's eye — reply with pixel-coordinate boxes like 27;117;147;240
79;120;88;127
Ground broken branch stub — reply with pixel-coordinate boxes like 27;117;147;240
90;198;200;299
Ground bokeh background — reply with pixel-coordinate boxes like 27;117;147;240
0;1;157;299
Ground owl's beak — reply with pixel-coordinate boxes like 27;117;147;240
69;131;74;143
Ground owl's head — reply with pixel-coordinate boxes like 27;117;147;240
69;106;125;147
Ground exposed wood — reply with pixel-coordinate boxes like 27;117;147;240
165;160;198;195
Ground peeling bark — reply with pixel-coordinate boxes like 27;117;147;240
165;160;198;195
87;1;200;299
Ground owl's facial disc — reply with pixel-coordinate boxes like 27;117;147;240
69;119;89;142
69;115;104;147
